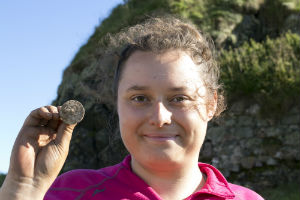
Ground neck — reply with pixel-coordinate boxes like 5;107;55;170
131;157;205;200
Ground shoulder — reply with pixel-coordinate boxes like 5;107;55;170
44;163;126;200
228;183;264;200
51;168;109;188
198;162;264;200
57;163;124;187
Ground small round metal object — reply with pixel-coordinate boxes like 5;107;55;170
60;100;85;125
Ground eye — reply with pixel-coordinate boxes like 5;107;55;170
131;95;149;103
171;95;188;103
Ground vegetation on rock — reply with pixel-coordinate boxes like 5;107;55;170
220;32;300;115
61;0;300;115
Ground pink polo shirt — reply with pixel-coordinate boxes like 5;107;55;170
44;156;264;199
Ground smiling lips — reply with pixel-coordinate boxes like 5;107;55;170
143;133;178;142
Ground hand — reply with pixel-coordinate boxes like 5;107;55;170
0;106;77;200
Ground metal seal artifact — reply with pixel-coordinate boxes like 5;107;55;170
59;100;85;124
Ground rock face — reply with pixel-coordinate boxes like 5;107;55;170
205;103;300;190
52;0;300;193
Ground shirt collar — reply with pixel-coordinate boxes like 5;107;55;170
192;162;235;199
122;156;235;199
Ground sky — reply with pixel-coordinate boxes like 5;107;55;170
0;0;123;173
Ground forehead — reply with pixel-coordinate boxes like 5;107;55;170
121;50;203;88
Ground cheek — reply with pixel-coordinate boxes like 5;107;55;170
175;109;206;133
118;101;145;136
174;101;208;125
118;103;148;155
173;106;208;144
177;110;208;153
118;105;136;152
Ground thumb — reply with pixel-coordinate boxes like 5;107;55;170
54;122;77;152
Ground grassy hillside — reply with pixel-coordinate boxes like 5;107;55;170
220;32;300;115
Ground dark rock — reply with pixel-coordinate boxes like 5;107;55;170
266;158;277;166
284;131;300;145
265;127;281;137
229;101;246;115
201;141;213;158
238;116;253;126
284;14;300;35
241;156;256;169
282;114;300;125
235;127;254;138
246;104;260;115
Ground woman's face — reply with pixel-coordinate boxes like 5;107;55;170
117;50;215;169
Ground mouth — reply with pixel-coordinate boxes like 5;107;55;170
143;133;178;142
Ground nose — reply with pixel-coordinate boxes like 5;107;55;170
149;101;172;127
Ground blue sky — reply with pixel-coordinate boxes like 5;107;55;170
0;0;123;173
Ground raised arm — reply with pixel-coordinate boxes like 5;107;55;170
0;106;76;200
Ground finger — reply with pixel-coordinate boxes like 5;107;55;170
33;107;52;120
57;106;62;114
19;126;56;140
54;123;76;151
24;107;52;126
46;106;60;121
37;133;57;147
40;119;49;126
39;106;52;126
13;126;56;163
46;106;60;130
47;119;59;131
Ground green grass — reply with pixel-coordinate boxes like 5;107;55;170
260;182;300;200
220;32;300;116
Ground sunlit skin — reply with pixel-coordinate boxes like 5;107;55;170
117;50;216;199
0;106;77;200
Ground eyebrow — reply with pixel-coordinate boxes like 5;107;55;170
126;85;150;92
126;85;190;92
169;87;189;92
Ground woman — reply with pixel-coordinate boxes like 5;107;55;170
0;16;264;200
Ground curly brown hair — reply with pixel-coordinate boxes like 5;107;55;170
107;15;225;117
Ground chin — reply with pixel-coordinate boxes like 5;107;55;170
137;148;184;168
